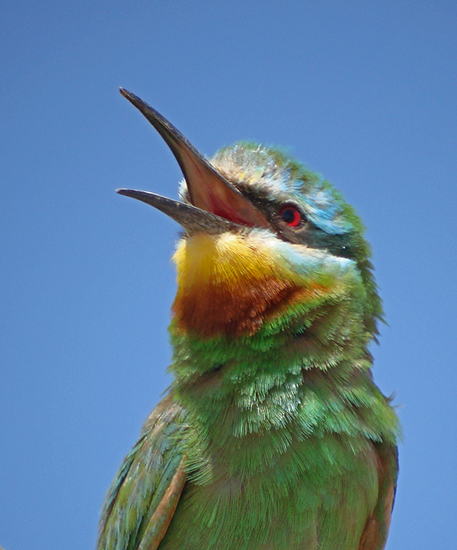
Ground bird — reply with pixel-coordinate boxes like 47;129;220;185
97;88;399;550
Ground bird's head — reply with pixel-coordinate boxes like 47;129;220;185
118;89;382;349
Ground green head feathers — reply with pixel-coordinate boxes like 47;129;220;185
208;142;383;336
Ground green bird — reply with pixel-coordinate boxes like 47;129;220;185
97;89;399;550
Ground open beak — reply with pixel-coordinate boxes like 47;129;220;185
117;88;269;234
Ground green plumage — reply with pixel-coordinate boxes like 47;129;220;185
97;91;399;550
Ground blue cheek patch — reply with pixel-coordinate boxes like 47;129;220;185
298;186;354;236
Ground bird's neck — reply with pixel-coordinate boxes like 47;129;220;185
171;231;362;338
168;231;378;439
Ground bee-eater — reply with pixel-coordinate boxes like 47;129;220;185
97;89;399;550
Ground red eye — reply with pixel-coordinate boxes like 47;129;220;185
279;206;302;227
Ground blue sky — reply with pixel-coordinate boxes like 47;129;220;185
1;1;456;549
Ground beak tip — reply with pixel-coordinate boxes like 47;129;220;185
119;87;135;103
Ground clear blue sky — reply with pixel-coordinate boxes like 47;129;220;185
1;2;456;549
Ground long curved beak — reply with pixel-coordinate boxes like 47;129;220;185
117;88;269;234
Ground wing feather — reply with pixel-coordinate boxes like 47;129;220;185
97;395;187;550
358;442;398;550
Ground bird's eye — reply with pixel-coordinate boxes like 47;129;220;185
279;205;303;227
